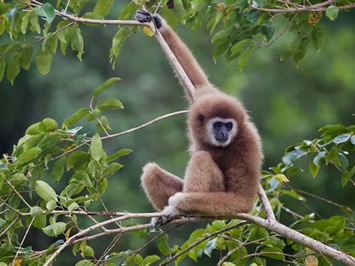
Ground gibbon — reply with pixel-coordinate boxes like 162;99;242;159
136;10;263;225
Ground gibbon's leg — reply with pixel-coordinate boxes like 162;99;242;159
183;151;224;193
141;163;183;211
169;191;256;217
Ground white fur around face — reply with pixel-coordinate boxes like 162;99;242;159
206;118;238;147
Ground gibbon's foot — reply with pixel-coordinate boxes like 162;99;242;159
135;10;162;29
151;205;180;226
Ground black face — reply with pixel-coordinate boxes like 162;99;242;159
213;121;233;143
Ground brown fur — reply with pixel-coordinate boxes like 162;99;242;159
140;15;263;217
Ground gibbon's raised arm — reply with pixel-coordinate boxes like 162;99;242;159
136;10;210;90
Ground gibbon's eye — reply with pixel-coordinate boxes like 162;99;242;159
198;114;205;123
225;122;233;131
213;121;223;129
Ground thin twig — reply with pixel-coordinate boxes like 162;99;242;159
0;216;21;238
101;110;189;140
12;217;35;265
5;180;32;209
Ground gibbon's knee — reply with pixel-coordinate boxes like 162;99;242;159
141;163;183;211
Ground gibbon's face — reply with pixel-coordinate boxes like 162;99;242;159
206;118;237;147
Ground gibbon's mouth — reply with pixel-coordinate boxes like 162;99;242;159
215;136;228;143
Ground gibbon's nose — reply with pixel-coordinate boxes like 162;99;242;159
215;131;228;143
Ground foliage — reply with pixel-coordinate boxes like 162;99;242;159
0;0;354;265
0;80;354;263
1;0;355;84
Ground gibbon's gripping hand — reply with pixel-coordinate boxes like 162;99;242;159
135;10;162;29
151;205;180;226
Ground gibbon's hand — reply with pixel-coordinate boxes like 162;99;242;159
135;10;162;29
151;205;180;226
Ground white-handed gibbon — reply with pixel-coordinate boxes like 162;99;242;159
136;10;263;225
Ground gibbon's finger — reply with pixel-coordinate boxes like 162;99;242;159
135;10;152;23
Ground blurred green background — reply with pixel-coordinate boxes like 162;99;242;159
0;4;354;263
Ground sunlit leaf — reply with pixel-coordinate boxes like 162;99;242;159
52;157;66;182
92;77;121;98
36;48;53;75
96;97;124;111
106;149;132;162
16;147;41;165
6;54;20;85
35;180;58;202
34;3;56;23
62;108;89;128
93;0;114;17
325;6;339;21
90;134;103;161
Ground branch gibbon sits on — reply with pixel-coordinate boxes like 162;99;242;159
136;10;263;225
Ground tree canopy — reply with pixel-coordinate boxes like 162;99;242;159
0;0;354;265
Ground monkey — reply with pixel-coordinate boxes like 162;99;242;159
136;10;263;225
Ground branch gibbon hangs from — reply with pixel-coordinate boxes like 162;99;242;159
136;10;263;225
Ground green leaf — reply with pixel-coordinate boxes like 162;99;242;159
309;162;319;178
67;151;90;171
325;146;341;166
34;3;56;23
16;147;42;165
75;260;94;266
143;255;160;266
30;206;43;217
97;116;111;132
260;24;275;41
20;46;34;70
157;234;174;256
11;173;28;185
96;97;124;111
261;247;285;261
311;27;324;52
68;202;79;213
212;27;233;45
118;2;137;20
237;46;254;71
62;108;90;128
333;133;351;145
326;6;339;21
43;117;58;131
35;180;58;202
93;0;114;17
204;238;217;257
106;149;132;162
70;25;84;61
36;48;53;75
0;3;11;14
0;58;6;82
103;162;123;178
46;199;57;211
84;245;95;257
52;221;66;236
52;157;66;182
230;39;251;57
92;77;121;98
110;27;130;69
90;134;103;161
6;54;20;85
98;178;108;194
246;9;262;23
342;165;355;187
351;136;355;145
